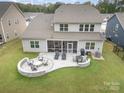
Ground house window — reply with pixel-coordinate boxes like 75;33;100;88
90;24;94;32
15;19;19;24
8;20;11;26
84;24;89;31
30;41;39;48
35;41;39;48
85;42;95;50
85;42;90;49
60;24;68;31
79;24;84;31
90;43;95;49
30;41;35;48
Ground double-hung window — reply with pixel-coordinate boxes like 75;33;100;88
85;42;90;49
30;41;39;48
90;24;94;32
85;42;95;50
60;24;68;31
35;41;40;48
84;24;89;31
90;43;95;49
79;24;84;31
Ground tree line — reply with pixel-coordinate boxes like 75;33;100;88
17;2;63;13
17;1;124;14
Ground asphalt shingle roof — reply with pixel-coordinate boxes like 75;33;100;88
54;4;103;23
22;13;104;41
116;13;124;30
0;2;11;18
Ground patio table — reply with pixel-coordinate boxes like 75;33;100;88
33;61;42;66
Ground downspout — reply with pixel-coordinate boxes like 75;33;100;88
0;18;6;42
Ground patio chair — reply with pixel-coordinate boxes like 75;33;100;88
62;52;66;60
38;56;43;62
27;60;33;66
83;56;87;62
31;65;37;71
42;58;48;66
76;56;83;63
27;62;32;66
43;61;48;66
80;48;85;56
54;51;60;60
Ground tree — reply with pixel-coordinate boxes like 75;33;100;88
96;2;117;13
17;2;63;13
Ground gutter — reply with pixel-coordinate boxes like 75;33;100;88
0;18;6;42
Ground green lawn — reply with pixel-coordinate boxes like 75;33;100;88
0;39;124;93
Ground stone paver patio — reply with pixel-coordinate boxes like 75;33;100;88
17;53;91;77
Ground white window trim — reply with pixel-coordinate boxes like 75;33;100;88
58;24;95;32
60;24;68;32
89;24;95;32
79;24;84;32
85;42;95;50
84;24;90;32
30;40;40;48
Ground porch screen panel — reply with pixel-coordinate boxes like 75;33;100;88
73;41;77;53
63;41;67;53
48;41;54;52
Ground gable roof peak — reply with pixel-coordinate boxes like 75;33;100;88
54;4;102;23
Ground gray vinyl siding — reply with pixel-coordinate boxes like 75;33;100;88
22;39;47;52
106;15;124;47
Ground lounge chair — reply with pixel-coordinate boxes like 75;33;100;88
62;52;66;60
54;51;59;60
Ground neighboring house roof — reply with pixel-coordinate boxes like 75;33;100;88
0;2;24;19
22;14;104;41
54;4;103;24
115;13;124;30
22;14;53;39
100;14;113;21
0;2;10;18
24;12;43;19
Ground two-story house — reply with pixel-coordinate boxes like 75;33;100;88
22;4;105;54
106;13;124;48
0;2;26;43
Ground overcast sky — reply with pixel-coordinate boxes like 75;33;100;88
0;0;98;4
